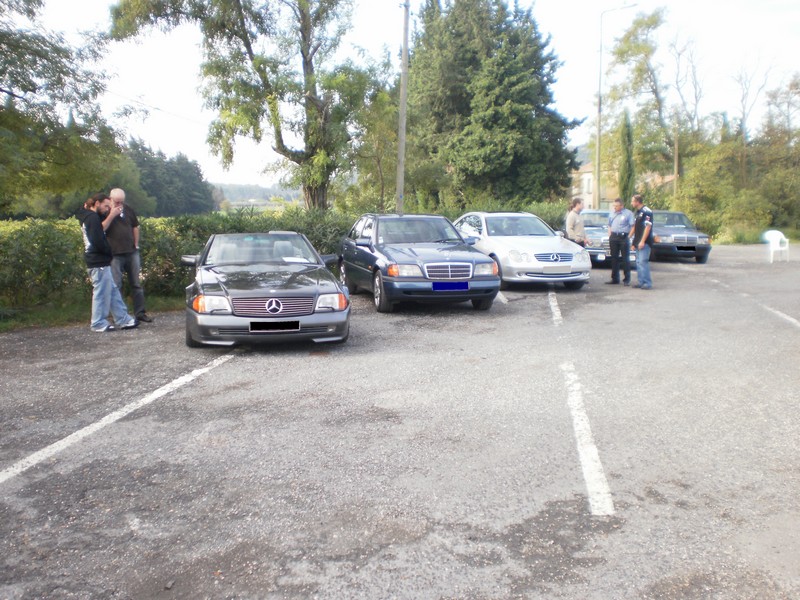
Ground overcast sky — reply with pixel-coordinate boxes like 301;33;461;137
41;0;800;187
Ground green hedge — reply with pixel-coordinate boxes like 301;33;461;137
0;208;357;309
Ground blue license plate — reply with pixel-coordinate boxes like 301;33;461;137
432;281;469;291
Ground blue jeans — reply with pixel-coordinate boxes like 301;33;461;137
635;244;652;288
89;266;135;330
111;251;146;317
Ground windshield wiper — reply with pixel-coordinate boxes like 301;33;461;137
433;238;462;243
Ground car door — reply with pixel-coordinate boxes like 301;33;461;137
345;216;376;288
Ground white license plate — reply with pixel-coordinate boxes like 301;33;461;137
543;265;571;274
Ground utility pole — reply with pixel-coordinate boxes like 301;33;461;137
395;1;410;216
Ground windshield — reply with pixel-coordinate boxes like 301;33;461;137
485;215;553;236
204;233;318;265
582;211;609;228
654;212;695;228
377;218;462;244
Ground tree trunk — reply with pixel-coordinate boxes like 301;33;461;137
303;185;327;210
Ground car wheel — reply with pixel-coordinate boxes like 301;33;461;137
185;326;202;348
695;254;709;264
373;271;393;313
472;297;494;310
491;255;508;290
339;260;358;293
563;281;585;291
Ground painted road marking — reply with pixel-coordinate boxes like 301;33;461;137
497;291;508;304
0;354;235;486
761;305;800;329
548;289;563;326
560;361;615;516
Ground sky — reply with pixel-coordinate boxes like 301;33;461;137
40;0;800;188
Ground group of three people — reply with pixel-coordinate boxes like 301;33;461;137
565;194;654;290
77;189;152;332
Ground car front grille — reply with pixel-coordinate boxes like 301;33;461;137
424;262;472;279
534;253;573;263
673;235;698;244
231;297;315;317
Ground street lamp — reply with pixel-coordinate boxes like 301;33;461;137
594;3;637;209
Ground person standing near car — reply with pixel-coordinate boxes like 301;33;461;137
105;188;152;322
565;197;586;247
630;193;654;289
606;198;634;286
77;193;138;332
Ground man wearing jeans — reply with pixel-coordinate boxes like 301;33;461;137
606;198;634;286
77;193;138;332
631;194;654;289
106;188;152;322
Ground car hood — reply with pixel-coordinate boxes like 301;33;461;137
479;235;584;254
378;242;491;264
197;263;340;296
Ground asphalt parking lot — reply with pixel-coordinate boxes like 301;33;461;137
1;244;798;599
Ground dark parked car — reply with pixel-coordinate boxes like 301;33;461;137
180;232;350;347
339;214;501;313
582;209;636;266
651;210;712;263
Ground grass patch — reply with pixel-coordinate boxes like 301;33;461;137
0;294;184;333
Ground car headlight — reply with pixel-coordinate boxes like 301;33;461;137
316;293;349;311
574;250;590;262
387;264;423;277
474;262;498;276
191;294;231;314
586;238;600;248
656;234;673;243
508;250;530;263
699;237;710;245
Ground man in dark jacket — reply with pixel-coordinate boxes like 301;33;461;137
77;193;138;332
106;188;151;322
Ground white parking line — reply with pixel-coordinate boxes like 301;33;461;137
0;354;235;486
497;291;508;304
560;362;615;516
761;305;800;329
548;289;563;326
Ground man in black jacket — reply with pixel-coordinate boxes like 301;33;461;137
76;193;138;332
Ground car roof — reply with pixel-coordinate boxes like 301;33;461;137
463;211;537;217
363;213;447;220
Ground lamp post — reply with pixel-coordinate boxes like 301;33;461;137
594;3;637;209
395;0;410;216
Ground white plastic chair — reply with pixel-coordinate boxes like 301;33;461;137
762;230;789;263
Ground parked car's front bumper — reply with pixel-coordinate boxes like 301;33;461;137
186;308;350;346
382;277;500;304
652;243;711;261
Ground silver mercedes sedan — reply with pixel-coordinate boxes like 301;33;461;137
454;211;592;290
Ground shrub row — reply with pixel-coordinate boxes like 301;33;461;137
0;203;575;310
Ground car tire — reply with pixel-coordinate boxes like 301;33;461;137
185;326;202;348
339;260;358;294
563;281;585;291
491;255;508;290
373;271;394;313
472;297;494;310
695;254;709;264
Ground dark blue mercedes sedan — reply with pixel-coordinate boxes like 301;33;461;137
339;214;501;313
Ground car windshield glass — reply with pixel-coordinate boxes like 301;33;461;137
654;212;694;228
583;212;609;227
204;234;317;265
485;216;552;236
377;218;462;244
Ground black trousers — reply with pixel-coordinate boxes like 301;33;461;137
609;235;631;283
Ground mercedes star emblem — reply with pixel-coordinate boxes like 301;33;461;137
265;298;283;314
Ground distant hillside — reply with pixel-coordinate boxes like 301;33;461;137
212;182;302;205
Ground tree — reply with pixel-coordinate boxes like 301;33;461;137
111;0;374;211
0;0;117;214
407;0;578;208
618;110;635;203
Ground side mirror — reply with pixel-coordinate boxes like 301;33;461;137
463;236;479;245
556;231;565;238
320;253;338;267
355;237;372;248
180;254;199;267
